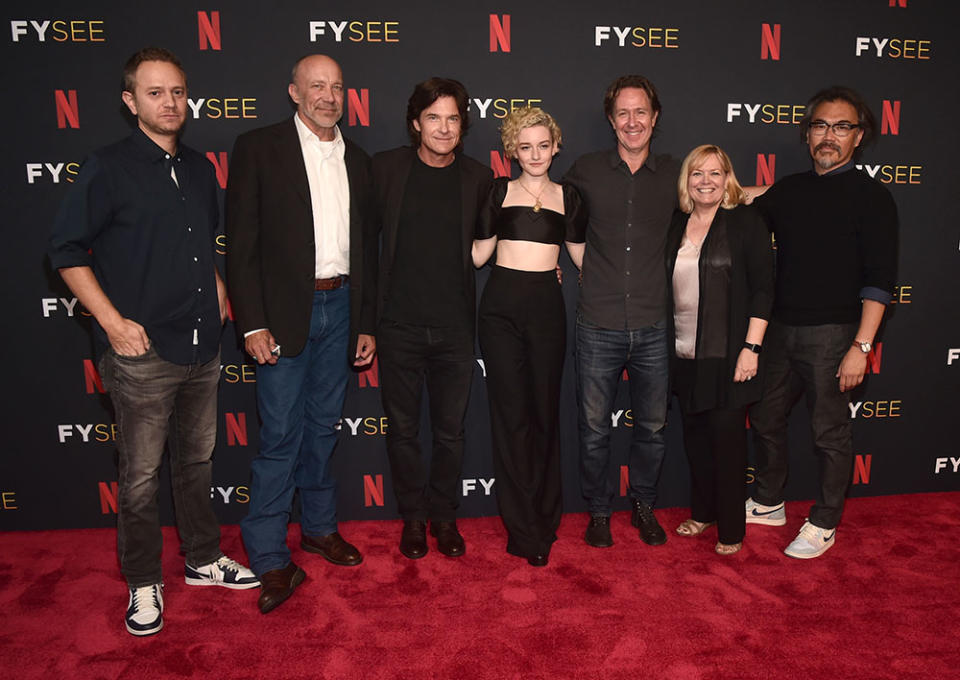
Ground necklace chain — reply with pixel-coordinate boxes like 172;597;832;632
516;180;546;212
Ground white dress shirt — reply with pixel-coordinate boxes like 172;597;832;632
293;113;350;279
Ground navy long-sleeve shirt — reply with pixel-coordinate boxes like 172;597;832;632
48;128;222;364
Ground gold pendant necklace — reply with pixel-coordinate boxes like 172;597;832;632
517;180;546;212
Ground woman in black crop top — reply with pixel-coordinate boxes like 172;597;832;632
472;107;586;567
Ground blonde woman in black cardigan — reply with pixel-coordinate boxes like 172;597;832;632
665;145;775;555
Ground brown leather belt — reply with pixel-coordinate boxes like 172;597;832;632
315;275;347;291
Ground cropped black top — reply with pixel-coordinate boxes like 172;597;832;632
476;177;587;244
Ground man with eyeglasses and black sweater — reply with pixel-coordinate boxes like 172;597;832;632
744;86;898;559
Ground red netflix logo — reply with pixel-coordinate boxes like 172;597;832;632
55;89;79;129
206;151;228;189
99;481;118;514
490;151;511;179
364;474;384;507
760;23;780;60
852;454;872;485
881;100;900;136
756;154;776;186
865;342;883;374
84;359;105;394
347;88;369;127
490;14;510;52
198;11;221;50
359;356;379;388
225;412;247;446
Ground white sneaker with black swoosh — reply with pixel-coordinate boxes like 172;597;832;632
745;498;786;526
784;520;836;559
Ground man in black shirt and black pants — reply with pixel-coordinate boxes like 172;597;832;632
48;48;257;637
372;78;493;559
746;86;898;559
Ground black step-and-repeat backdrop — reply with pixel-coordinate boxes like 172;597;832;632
3;1;958;531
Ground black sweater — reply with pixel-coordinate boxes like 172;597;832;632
754;167;898;325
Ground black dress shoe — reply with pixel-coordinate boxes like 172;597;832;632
301;531;363;566
257;562;305;614
430;520;465;557
585;514;613;548
631;500;667;546
400;520;428;559
527;554;549;567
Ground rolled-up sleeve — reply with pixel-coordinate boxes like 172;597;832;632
48;155;112;270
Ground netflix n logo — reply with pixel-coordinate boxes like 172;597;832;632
490;151;511;179
347;89;370;127
225;412;247;446
55;89;79;129
760;23;780;60
490;14;510;53
881;100;900;136
198;11;221;50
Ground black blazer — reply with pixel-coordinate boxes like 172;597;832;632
225;118;376;359
370;146;494;333
665;204;774;410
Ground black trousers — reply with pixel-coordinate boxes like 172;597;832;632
478;266;565;558
748;321;856;529
674;360;748;545
378;319;475;521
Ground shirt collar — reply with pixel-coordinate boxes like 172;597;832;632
812;159;856;177
607;147;658;172
130;127;181;164
294;113;345;157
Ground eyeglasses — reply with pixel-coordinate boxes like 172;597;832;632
808;120;860;137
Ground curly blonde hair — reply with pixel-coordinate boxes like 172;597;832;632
500;107;562;159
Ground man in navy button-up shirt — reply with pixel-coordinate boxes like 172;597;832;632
48;47;257;637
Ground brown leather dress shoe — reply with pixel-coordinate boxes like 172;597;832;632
257;562;305;614
301;531;363;566
399;520;428;559
430;520;465;557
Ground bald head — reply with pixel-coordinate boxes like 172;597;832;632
288;54;344;140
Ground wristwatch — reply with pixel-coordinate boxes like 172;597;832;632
853;340;872;353
743;342;762;354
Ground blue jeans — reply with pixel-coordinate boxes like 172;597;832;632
241;286;350;576
99;346;223;588
576;319;669;514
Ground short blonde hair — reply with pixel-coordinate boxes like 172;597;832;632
500;107;562;159
677;144;746;214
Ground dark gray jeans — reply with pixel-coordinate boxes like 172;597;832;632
748;321;857;529
100;347;223;587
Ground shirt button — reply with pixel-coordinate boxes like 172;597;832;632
626;271;631;276
187;227;192;232
626;246;631;252
197;288;202;292
193;257;198;262
165;154;170;159
197;317;202;322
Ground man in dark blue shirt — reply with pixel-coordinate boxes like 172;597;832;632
48;47;257;637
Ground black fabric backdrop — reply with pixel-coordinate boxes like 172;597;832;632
3;1;958;530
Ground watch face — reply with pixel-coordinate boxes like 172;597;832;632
859;342;871;353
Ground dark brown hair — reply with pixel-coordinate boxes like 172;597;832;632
406;77;470;146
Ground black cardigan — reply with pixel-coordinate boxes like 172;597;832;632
665;204;775;412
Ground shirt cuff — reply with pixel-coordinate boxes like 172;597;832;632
243;328;267;338
860;286;892;305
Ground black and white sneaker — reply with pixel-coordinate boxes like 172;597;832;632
185;555;259;589
125;583;163;636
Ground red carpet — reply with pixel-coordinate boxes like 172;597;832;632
2;492;959;680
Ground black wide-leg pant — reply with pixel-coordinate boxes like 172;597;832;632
478;266;565;558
